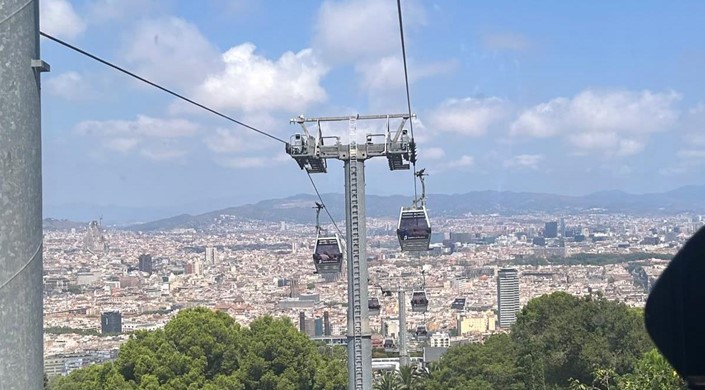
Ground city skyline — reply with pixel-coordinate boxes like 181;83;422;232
39;0;705;211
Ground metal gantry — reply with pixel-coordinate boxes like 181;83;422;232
286;113;415;390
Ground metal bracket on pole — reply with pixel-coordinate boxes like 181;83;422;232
30;59;50;72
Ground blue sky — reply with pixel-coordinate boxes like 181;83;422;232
39;0;705;216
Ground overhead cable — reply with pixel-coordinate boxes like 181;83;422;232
306;171;344;238
396;0;419;200
42;31;343;238
40;31;287;144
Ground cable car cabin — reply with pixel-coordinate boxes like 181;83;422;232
312;236;343;274
451;298;466;311
397;207;431;251
380;287;393;298
416;325;428;339
383;338;397;352
368;298;381;316
411;290;429;313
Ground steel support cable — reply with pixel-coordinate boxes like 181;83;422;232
40;32;287;144
396;0;418;201
0;0;32;26
306;171;344;239
0;242;42;290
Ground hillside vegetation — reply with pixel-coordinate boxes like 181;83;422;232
51;293;684;389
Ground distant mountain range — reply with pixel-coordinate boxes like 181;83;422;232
43;218;87;231
120;185;705;232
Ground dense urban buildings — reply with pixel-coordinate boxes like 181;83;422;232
40;212;696;377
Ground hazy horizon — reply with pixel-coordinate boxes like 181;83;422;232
44;183;705;225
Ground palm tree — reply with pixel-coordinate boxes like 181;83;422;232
418;362;441;382
397;365;421;390
374;370;402;390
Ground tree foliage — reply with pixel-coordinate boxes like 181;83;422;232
511;292;652;388
569;349;686;390
44;326;102;337
421;292;661;390
420;333;522;390
51;293;684;390
513;252;671;267
51;308;346;390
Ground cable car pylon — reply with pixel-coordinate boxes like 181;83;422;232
286;113;415;390
374;268;433;369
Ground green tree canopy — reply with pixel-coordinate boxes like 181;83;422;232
51;308;345;390
420;292;657;390
569;348;686;390
420;333;522;390
511;292;653;387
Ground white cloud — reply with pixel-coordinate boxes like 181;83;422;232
313;0;454;97
513;89;680;137
658;166;687;176
511;98;568;138
204;128;247;154
76;115;200;161
40;0;86;39
616;139;645;156
660;149;705;175
75;115;200;138
423;147;445;160
511;89;681;156
686;133;705;146
613;164;633;176
568;132;619;151
428;154;475;174
483;32;531;52
45;72;93;101
447;155;474;168
221;156;268;168
682;103;705;145
103;138;139;153
88;0;164;22
190;43;328;113
356;56;457;90
140;148;188;162
123;17;223;89
218;154;288;169
203;128;271;154
504;154;543;170
567;134;644;157
677;149;705;160
313;0;425;64
428;97;509;137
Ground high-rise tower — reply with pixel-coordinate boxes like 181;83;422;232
497;268;520;328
